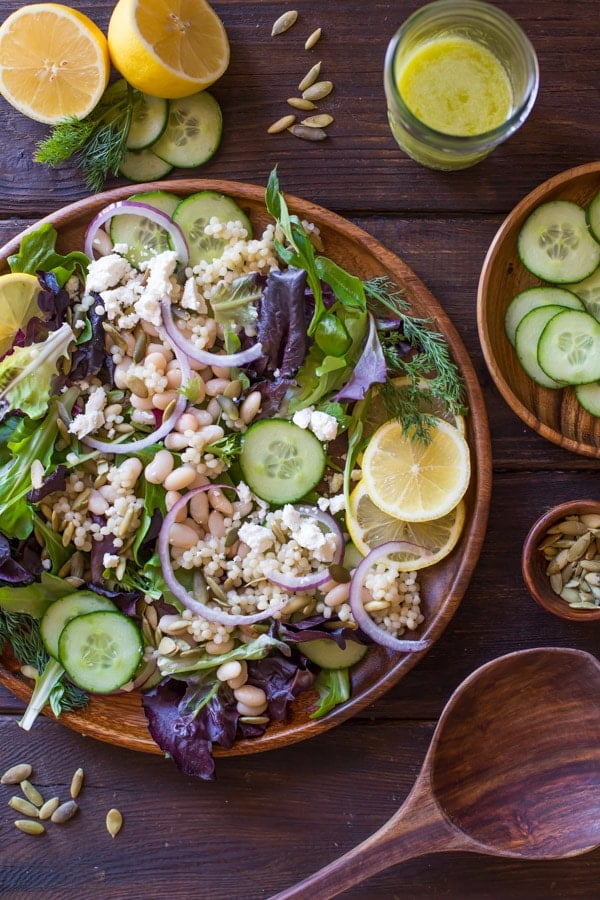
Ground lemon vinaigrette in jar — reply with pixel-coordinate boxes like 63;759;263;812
384;0;539;170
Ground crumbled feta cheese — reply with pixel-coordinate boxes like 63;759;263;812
280;504;338;562
103;553;120;569
292;406;338;442
238;522;275;553
317;494;346;515
136;250;178;326
86;254;132;293
181;276;208;314
68;386;107;438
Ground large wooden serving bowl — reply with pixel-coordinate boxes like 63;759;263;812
478;161;600;457
0;179;491;757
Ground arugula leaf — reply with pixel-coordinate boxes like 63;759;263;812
8;223;88;287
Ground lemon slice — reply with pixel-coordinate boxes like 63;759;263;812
355;375;466;441
0;4;110;124
361;417;471;523
347;480;466;570
108;0;230;99
0;273;42;356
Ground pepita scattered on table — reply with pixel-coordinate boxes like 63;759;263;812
539;513;600;608
271;10;298;36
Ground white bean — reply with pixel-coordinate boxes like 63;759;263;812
130;393;154;411
207;509;225;538
168;522;200;549
204;377;231;397
237;700;268;716
199;424;225;445
240;391;262;424
324;582;351;608
163;465;197;492
113;359;133;390
165;490;186;522
192;408;214;427
98;484;118;503
147;342;173;362
175;413;199;433
216;660;242;682
117;457;143;486
234;684;267;708
189;491;209;525
164;432;190;451
145;351;168;371
206;398;221;420
152;390;178;410
205;638;234;655
92;227;113;257
165;366;183;390
144;449;174;484
88;490;109;516
208;487;233;516
211;364;231;380
227;660;248;689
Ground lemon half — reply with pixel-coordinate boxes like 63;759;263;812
0;273;42;356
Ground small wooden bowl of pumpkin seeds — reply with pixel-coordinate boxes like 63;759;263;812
522;500;600;621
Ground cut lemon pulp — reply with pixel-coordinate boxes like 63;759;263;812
0;273;42;357
361;417;471;523
0;3;110;124
108;0;230;99
347;480;466;569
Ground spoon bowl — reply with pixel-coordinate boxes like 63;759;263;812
272;647;600;898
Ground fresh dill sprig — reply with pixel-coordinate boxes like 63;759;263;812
0;609;88;712
35;81;135;193
364;275;467;423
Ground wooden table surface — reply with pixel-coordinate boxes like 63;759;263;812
2;0;600;896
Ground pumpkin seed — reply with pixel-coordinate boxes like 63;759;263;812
14;819;45;835
127;375;149;399
9;796;40;817
271;10;298;36
304;27;322;50
287;97;317;111
1;763;32;785
267;114;297;134
289;124;328;142
102;322;127;350
298;61;322;92
302;80;333;102
39;797;60;820
70;768;84;799
51;800;79;824
328;563;350;583
301;114;334;128
21;779;43;807
133;331;148;363
106;807;123;838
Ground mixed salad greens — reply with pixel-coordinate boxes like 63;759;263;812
0;169;466;779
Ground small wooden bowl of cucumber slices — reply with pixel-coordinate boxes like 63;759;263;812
477;161;600;458
522;500;600;622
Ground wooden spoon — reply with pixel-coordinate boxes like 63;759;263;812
272;647;600;898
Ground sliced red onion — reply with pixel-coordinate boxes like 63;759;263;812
157;485;286;626
161;298;264;368
84;201;189;264
349;541;432;653
82;341;191;454
265;504;344;592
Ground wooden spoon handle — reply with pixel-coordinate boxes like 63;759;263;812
271;784;461;899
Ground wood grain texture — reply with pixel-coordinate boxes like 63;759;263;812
0;0;599;896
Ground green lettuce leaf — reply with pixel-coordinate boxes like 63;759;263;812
0;322;75;420
8;223;89;287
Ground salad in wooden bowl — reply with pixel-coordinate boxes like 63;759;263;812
0;171;491;778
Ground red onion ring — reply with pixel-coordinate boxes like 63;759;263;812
161;298;264;368
81;341;191;454
265;505;344;592
84;201;189;265
349;541;431;653
157;485;286;626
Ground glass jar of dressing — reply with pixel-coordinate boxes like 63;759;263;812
384;0;539;170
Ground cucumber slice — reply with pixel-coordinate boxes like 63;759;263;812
302;638;368;670
58;610;143;694
504;286;584;346
127;91;169;150
587;189;600;243
537;308;600;385
239;419;326;504
514;306;565;389
575;381;600;417
109;190;179;269
119;147;173;184
566;267;600;320
150;92;223;169
40;590;116;661
172;191;253;267
518;200;600;284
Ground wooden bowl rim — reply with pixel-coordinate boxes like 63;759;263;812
521;499;600;621
0;177;492;757
477;160;600;458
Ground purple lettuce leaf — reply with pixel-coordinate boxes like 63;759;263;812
253;268;308;377
0;533;36;585
276;615;372;650
334;313;387;402
69;294;107;382
247;654;316;722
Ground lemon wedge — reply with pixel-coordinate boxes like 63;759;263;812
0;273;42;357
